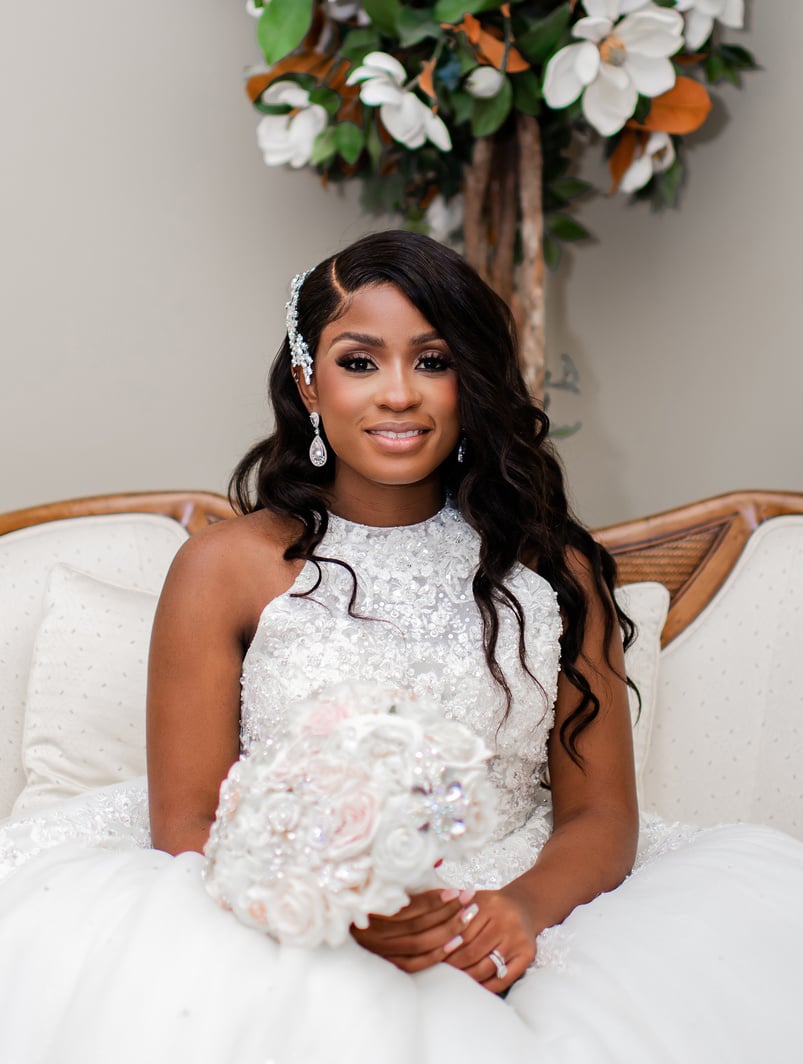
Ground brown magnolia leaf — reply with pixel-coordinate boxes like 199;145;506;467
627;76;712;134
418;58;437;100
245;52;334;103
451;14;530;72
608;130;644;194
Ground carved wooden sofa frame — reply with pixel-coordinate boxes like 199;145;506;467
2;488;801;649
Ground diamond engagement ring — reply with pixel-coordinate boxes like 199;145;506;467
488;949;508;980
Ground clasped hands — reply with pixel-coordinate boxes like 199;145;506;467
350;886;536;993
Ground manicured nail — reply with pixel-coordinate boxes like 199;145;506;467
461;903;479;926
444;935;463;955
458;888;476;905
440;888;460;902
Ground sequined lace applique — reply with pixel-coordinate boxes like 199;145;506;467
0;779;150;884
240;507;563;847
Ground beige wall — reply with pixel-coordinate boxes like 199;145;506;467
1;2;799;526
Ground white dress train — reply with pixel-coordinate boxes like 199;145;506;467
1;508;802;1063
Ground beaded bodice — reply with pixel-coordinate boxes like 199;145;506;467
240;507;562;843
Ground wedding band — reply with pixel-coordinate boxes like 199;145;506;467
488;948;508;979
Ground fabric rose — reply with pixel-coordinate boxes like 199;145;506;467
326;787;380;861
371;801;440;889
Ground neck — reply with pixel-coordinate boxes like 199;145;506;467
327;477;444;528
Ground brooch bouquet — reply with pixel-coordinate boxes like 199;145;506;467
203;682;497;947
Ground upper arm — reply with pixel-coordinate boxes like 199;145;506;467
547;547;639;837
146;528;253;855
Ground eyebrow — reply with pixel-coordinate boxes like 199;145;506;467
327;330;442;349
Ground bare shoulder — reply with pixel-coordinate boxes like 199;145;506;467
158;510;303;644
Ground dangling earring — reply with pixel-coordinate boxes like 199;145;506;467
309;411;328;468
457;436;466;464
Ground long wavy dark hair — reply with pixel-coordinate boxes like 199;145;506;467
230;230;635;764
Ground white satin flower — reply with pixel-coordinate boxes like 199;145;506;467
543;1;684;136
346;52;452;151
619;131;676;192
464;66;506;99
675;0;744;51
256;81;328;168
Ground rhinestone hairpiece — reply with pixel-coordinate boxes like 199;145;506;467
286;268;315;385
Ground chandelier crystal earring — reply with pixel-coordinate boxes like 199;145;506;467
309;412;328;468
457;437;466;464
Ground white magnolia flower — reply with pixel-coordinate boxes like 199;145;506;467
676;0;744;51
619;131;676;192
325;0;371;25
543;1;684;136
346;52;452;151
256;81;328;168
425;194;464;243
464;66;506;99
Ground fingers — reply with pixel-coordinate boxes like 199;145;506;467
350;888;478;972
443;890;537;993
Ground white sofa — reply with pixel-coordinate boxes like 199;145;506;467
1;490;801;839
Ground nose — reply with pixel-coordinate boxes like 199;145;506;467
375;363;421;411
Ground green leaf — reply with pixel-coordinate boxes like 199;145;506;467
705;54;727;83
719;44;758;70
362;0;402;36
335;122;366;165
470;76;513;137
512;70;541;116
366;119;384;168
308;87;341;118
632;95;651;124
397;8;441;47
515;4;572;65
546;213;589;242
656;155;683;208
543;233;562;271
256;0;314;65
450;89;474;126
339;27;384;64
309;126;337;167
434;0;501;21
550;177;591;200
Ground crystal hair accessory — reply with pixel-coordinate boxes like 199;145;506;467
286;268;315;384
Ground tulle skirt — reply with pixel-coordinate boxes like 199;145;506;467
1;781;802;1064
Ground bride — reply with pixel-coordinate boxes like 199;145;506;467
1;229;802;1063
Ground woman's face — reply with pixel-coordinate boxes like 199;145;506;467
301;283;460;520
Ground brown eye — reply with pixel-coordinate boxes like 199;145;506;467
417;354;452;373
336;356;376;373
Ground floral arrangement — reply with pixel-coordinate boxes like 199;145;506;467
203;682;497;948
244;1;755;395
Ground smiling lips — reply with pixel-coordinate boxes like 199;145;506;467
365;424;430;450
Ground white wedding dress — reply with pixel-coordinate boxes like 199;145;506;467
1;508;802;1063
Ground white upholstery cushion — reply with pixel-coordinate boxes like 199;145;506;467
641;516;803;839
616;582;671;786
0;513;187;817
11;566;158;816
